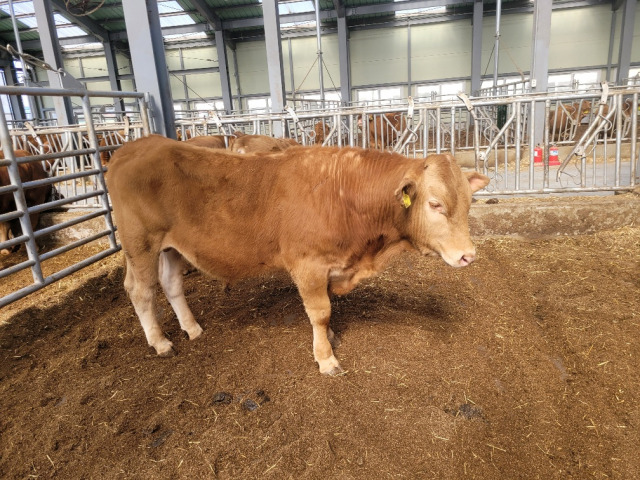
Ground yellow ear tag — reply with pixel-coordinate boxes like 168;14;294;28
402;191;411;208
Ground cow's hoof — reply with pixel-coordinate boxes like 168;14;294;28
186;324;204;340
0;249;10;255
157;346;176;358
318;355;343;376
154;340;176;357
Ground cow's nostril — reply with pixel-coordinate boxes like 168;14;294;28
460;254;475;266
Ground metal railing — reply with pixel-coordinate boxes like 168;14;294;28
176;84;639;195
0;85;151;309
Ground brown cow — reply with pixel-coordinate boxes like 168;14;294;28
0;150;51;254
230;134;300;154
359;113;407;149
594;99;635;138
107;136;489;374
313;122;331;145
548;102;591;142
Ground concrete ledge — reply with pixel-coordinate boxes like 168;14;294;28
469;192;640;238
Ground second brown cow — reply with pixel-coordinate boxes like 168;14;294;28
0;150;51;254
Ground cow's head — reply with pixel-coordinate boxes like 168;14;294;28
396;154;489;268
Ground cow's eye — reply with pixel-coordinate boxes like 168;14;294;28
429;200;443;212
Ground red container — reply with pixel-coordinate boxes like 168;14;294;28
549;145;560;166
534;145;543;163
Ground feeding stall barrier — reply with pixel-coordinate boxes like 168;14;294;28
178;83;639;196
0;85;150;308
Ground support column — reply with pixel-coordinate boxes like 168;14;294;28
262;0;286;136
2;64;26;121
615;0;637;85
33;0;76;125
122;0;175;138
530;0;552;146
470;0;483;96
103;39;125;114
606;9;617;82
232;47;242;110
215;29;234;113
407;24;412;97
336;3;351;104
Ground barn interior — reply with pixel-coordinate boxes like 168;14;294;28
0;1;639;478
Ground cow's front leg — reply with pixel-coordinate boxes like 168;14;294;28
293;268;342;375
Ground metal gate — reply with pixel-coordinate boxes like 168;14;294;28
0;86;150;309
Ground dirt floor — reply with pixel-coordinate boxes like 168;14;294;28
0;226;639;479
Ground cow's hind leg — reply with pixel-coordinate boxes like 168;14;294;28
159;248;203;340
124;253;175;356
293;267;342;375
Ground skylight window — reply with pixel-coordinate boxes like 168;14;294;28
163;32;208;42
160;14;196;28
281;20;316;30
158;1;186;14
393;1;446;18
56;25;90;38
279;1;315;16
0;1;34;16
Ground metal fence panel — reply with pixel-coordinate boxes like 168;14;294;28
0;86;150;309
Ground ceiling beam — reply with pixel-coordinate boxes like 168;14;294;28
188;0;223;30
49;0;110;41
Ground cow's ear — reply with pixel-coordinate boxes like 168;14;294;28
465;171;490;193
395;179;417;208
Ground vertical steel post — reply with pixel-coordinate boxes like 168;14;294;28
314;0;325;107
80;94;118;249
493;0;502;95
288;38;296;104
215;29;234;113
530;0;552;146
33;0;76;125
122;0;175;137
606;9;617;82
103;40;125;114
262;0;286;136
615;0;637;85
470;0;483;97
336;10;351;105
8;0;38;119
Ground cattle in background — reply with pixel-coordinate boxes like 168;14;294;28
593;99;635;138
185;131;245;150
548;102;591;142
230;134;300;154
98;131;130;166
313;122;331;145
359;113;407;149
107;136;489;374
176;128;193;141
0;150;51;254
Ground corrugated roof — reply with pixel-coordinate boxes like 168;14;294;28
0;0;546;55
